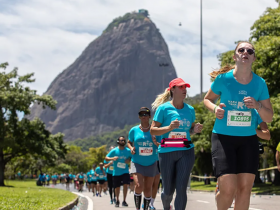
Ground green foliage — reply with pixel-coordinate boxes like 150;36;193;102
103;12;146;33
0;63;67;186
250;4;280;41
68;124;136;151
0;180;77;210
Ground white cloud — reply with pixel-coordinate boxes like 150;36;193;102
0;0;278;96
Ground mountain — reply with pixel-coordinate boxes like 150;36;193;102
28;11;177;141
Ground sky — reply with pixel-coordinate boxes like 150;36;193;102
0;0;278;97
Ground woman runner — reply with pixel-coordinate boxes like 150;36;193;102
204;41;273;210
150;78;203;210
127;107;160;210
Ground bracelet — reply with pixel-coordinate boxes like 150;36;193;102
213;105;218;113
257;102;262;111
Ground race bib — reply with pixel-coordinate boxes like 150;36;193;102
139;147;153;156
168;132;186;139
109;166;114;170
227;110;251;126
117;162;126;169
99;175;104;178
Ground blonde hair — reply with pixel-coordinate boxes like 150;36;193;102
151;88;172;110
210;41;255;79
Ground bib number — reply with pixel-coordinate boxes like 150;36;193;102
117;162;126;169
168;132;186;139
109;166;114;170
139;147;153;156
99;175;104;178
227;111;251;126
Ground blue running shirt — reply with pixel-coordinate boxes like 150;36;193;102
107;147;131;176
104;160;114;175
128;125;159;166
95;167;106;180
211;70;270;136
153;101;195;153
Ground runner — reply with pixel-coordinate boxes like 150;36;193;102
86;168;92;192
69;172;73;185
105;136;132;207
150;78;203;210
127;107;160;210
215;112;271;207
204;41;273;210
65;173;70;190
104;146;116;204
276;142;280;172
96;162;107;197
90;164;98;196
77;172;85;192
46;174;50;186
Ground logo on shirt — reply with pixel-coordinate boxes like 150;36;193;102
143;141;153;147
237;102;245;109
239;90;247;95
228;100;237;106
137;142;143;146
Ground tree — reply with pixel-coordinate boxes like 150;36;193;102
0;63;67;186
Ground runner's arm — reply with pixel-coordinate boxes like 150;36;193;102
104;161;113;169
204;88;220;113
150;121;172;136
256;122;270;140
257;99;273;123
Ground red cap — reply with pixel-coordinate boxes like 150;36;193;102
167;78;190;91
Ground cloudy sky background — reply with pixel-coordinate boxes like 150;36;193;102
0;0;278;97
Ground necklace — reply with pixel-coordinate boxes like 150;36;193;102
140;124;150;129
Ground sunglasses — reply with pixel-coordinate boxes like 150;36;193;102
119;139;126;142
237;48;255;55
139;113;150;117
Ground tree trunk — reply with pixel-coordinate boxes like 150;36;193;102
0;149;6;186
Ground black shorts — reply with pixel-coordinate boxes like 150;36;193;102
98;180;105;185
211;133;259;178
79;181;84;185
113;173;130;188
90;181;97;185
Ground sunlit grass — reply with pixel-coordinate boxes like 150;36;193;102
0;180;77;210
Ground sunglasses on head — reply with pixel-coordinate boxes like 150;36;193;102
237;48;255;55
139;113;150;117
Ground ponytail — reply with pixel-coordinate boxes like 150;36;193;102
209;64;235;79
151;88;172;111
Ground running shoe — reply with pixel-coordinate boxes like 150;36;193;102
104;191;107;195
99;194;102;197
110;199;113;204
93;193;95;196
96;192;99;196
149;206;156;210
142;204;144;209
122;201;128;207
115;201;120;207
113;198;116;204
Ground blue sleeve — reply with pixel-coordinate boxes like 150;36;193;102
211;75;222;95
107;149;114;158
128;128;135;143
259;79;270;101
153;105;164;123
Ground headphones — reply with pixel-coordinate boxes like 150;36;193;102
117;136;126;144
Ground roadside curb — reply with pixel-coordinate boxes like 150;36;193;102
58;195;79;210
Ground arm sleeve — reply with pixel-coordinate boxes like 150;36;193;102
153;105;164;123
128;128;134;143
210;75;222;95
107;150;114;158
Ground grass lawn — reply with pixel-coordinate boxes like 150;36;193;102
0;180;77;210
190;181;280;195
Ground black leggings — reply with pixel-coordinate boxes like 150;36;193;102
107;173;115;200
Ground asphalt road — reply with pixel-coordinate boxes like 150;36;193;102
51;183;280;210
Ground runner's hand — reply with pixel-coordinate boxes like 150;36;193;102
243;97;258;109
194;123;203;133
169;118;180;130
125;158;131;164
215;103;226;119
112;156;119;161
130;147;136;155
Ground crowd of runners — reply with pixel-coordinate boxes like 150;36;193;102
37;41;280;210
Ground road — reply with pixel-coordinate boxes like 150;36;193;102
51;184;280;210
